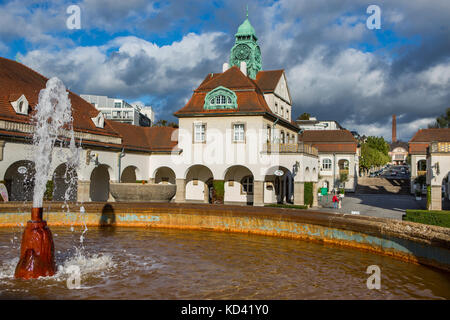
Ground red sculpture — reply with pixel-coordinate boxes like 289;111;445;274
15;207;56;279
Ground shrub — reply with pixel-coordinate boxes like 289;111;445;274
212;180;224;204
403;210;450;228
304;182;313;207
44;180;53;201
427;185;431;209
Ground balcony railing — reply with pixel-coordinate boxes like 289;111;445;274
263;143;318;156
417;170;427;176
339;169;349;175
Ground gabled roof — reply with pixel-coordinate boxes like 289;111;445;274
409;128;450;143
174;66;298;131
255;70;284;92
408;128;450;154
390;141;408;151
298;130;358;153
0;57;120;139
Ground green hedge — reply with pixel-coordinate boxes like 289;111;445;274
304;182;313;207
265;204;308;210
403;210;450;228
212;180;224;203
44;180;53;201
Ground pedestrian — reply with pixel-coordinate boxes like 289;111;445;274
332;194;339;209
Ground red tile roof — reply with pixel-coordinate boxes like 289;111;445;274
0;57;120;139
298;130;358;153
174;66;297;130
108;121;178;152
409;128;450;154
0;56;178;153
255;70;284;92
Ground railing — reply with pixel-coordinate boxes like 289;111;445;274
417;171;427;176
339;169;349;175
263;143;319;156
430;142;450;153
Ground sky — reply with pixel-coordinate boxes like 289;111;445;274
0;0;449;142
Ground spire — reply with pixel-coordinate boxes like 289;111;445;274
246;5;248;18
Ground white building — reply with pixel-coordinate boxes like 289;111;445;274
297;118;344;131
0;14;321;207
81;94;153;127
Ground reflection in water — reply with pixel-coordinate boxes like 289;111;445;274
0;227;449;299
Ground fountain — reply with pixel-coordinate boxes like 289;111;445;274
15;77;77;279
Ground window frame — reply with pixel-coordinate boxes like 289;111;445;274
241;175;254;195
232;122;246;143
193;122;207;143
322;158;332;170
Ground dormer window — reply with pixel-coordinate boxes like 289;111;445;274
91;112;105;128
204;86;237;110
10;94;29;115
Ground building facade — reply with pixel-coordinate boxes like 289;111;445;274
81;94;153;127
0;14;321;207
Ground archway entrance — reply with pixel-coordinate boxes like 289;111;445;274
121;166;137;183
154;167;176;184
264;166;293;204
185;165;214;203
224;165;254;205
90;165;110;201
4;160;36;201
52;163;78;201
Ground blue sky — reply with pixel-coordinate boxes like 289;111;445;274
0;0;449;141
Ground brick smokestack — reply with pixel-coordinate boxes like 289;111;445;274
392;114;397;143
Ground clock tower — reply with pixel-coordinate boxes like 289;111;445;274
229;9;262;79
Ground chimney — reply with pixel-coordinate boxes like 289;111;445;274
392;114;397;143
222;63;229;73
240;61;247;76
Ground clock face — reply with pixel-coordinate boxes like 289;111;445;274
234;44;251;60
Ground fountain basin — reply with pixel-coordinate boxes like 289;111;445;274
109;183;176;202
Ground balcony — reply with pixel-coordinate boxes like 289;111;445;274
263;143;318;156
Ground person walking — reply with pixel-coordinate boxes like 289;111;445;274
332;194;339;209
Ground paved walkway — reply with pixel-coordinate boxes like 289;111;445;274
317;193;427;220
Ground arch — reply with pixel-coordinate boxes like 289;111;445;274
204;86;238;110
417;159;427;173
264;166;293;204
52;163;78;201
305;167;310;181
4;160;35;201
121;166;137;183
185;165;214;203
338;159;349;170
90;164;111;201
154;166;176;184
223;165;254;205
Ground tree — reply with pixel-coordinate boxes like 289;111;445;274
297;113;310;120
428;108;450;128
154;120;178;128
365;136;389;155
360;138;390;171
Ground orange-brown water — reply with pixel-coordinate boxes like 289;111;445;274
0;226;449;299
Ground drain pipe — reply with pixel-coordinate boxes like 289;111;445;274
118;148;125;182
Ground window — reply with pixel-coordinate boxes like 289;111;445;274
275;102;278;113
204;86;237;110
194;123;206;143
286;110;289;120
233;123;245;142
114;102;122;108
266;125;271;143
322;158;332;170
281;131;285;143
241;176;253;194
281;106;284;117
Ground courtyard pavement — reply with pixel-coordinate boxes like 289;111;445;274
316;193;428;220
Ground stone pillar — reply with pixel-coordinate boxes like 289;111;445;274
175;179;186;203
294;181;305;206
253;180;264;206
0;140;5;161
429;185;442;211
77;180;90;202
312;182;319;207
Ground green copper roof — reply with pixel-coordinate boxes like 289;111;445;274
236;18;256;36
